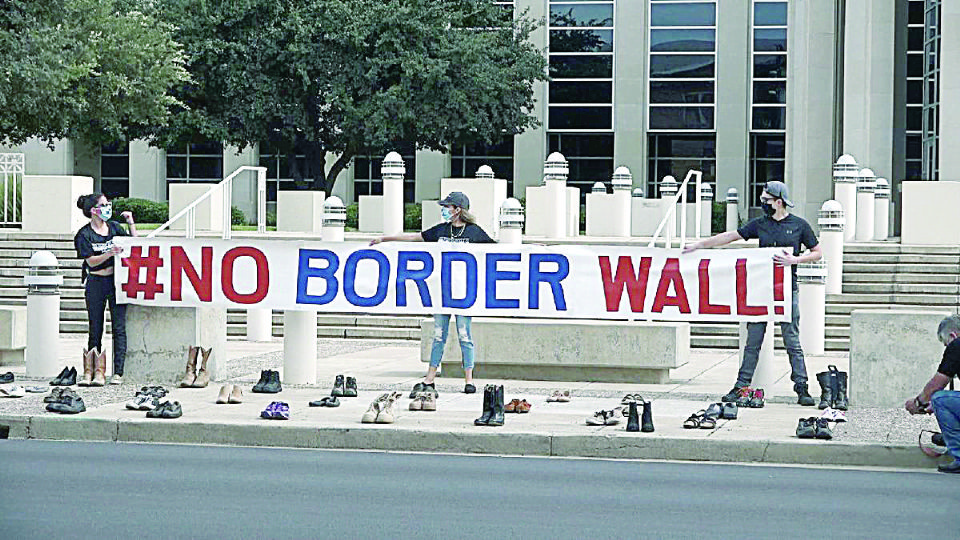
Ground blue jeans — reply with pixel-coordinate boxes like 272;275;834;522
429;314;475;370
737;286;807;388
932;390;960;461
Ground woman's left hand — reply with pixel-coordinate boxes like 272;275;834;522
121;211;134;224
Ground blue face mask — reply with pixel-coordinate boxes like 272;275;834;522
96;204;112;221
440;207;453;221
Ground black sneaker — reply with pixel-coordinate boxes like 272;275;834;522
0;372;13;383
423;382;438;397
464;383;476;394
794;383;816;406
721;387;741;403
47;394;86;414
814;418;833;440
331;374;345;397
344;377;358;397
796;417;817;438
252;370;269;393
409;381;427;398
261;370;282;394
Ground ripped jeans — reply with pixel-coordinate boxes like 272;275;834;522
429;314;475;370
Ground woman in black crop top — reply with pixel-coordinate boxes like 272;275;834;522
73;193;137;386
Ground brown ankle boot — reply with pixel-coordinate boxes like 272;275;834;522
192;347;212;388
77;348;95;386
91;350;107;386
179;346;199;387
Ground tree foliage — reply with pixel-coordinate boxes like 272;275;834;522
151;0;548;191
0;0;189;147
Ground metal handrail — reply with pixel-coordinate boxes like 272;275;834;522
0;153;24;226
147;166;267;240
647;169;703;249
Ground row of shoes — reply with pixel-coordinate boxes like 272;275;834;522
362;392;403;424
816;365;849;410
585;395;655;432
146;401;182;419
179;346;213;388
125;386;169;411
330;375;358;397
44;388;86;414
684;402;739;429
261;401;290;420
1;384;44;397
215;385;244;404
252;370;282;394
796;417;835;440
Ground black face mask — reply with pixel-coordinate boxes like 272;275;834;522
761;202;776;217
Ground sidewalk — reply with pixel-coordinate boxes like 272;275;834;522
0;335;946;469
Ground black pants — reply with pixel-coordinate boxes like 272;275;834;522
85;274;127;376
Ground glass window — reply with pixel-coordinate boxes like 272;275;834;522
751;107;786;130
451;136;515;194
754;28;786;51
548;133;614;155
549;4;613;27
166;140;223;182
752;81;786;104
649;81;714;104
650;29;715;52
352;143;416;203
189;157;222;179
909;26;924;50
909;1;924;24
650;3;716;27
650;55;715;78
549;29;613;52
753;54;786;78
647;134;717;197
550;81;613;103
907;80;923;103
906;135;922;158
549;106;613;130
549;55;613;78
907;53;923;77
753;2;787;26
649;106;714;130
100;156;128;179
166;157;187;179
907;106;922;131
750;134;785;205
751;134;785;158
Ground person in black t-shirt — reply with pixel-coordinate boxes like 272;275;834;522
684;181;823;406
904;315;960;474
370;191;494;396
73;193;138;386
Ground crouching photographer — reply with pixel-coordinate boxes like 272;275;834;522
904;314;960;474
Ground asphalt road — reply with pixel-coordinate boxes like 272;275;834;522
0;440;956;539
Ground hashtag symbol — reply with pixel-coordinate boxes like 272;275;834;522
122;246;165;300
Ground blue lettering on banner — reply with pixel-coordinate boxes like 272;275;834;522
528;254;569;310
296;249;339;305
441;252;478;308
396;251;434;307
343;250;389;307
485;253;521;309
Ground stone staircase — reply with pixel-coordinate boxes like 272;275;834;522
0;232;955;351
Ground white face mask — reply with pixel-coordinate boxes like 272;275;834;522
95;204;112;221
440;207;453;222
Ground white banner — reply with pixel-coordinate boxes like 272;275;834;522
113;237;791;322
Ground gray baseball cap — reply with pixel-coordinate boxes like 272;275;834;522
438;191;470;210
764;181;794;207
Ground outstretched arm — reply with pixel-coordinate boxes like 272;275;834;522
682;230;743;254
905;372;952;414
369;232;424;245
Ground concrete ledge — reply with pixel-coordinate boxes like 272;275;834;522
28;415;117;441
0;414;30;439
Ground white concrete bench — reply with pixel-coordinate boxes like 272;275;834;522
0;305;26;365
420;317;689;383
850;309;951;407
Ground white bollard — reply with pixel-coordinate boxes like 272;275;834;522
543;152;568;239
873;177;890;241
282;310;316;384
611;167;632;238
660;176;678;247
740;321;775;389
381;151;405;235
24;251;62;378
246;308;272;342
855;168;875;242
499;198;524;245
699;183;713;237
322;196;347;243
833;154;858;242
797;261;827;355
726;188;739;232
818;200;845;295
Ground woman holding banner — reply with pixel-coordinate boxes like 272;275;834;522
74;193;138;386
370;191;494;396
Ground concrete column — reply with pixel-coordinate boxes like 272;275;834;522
726;188;739;232
282;311;316;385
415;149;449;202
659;176;678;248
833;154;858;242
740;322;775;389
513;0;547;194
873;177;890;240
322;196;346;242
938;1;960;176
715;0;750;216
499;198;524;245
224;144;258;221
797;261;827;355
128;140;165;201
611;167;632;238
125;306;227;385
855;168;876;242
613;0;646;188
381;151;405;235
24;251;61;378
818;200;845;295
699;183;713;237
15;139;75;176
543;152;568;239
245;309;272;342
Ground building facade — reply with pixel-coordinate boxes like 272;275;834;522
3;0;955;231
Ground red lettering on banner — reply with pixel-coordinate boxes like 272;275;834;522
171;246;213;302
697;259;731;315
221;247;269;304
773;264;785;315
598;256;652;312
651;258;691;313
736;258;767;316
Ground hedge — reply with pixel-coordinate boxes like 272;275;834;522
113;197;246;226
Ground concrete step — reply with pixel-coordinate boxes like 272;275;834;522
825;303;957;315
844;243;960;255
826;293;959;306
842;263;960;274
0;248;78;260
841;283;960;295
842;253;960;264
223;312;425;329
842;273;960;284
224;325;421;340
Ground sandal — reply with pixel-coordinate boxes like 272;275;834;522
547;391;562;403
621;393;643;405
699;415;716;429
683;412;703;429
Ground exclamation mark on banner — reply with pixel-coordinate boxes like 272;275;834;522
773;264;784;315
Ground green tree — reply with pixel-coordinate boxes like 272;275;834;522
151;0;547;192
0;0;189;147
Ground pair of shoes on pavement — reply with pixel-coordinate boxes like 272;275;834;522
261;401;289;420
504;398;531;413
705;402;738;420
330;375;358;398
409;392;437;411
683;410;717;429
796;417;833;439
125;386;168;411
252;370;282;393
819;407;846;423
50;366;77;387
310;396;340;407
721;387;765;408
547;390;571;403
178;346;213;388
45;388;85;414
215;385;244;404
146;401;182;419
0;384;26;398
76;348;113;386
362;392;402;424
586;409;620;426
409;381;438;399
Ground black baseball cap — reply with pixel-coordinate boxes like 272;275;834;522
764;181;794;207
438;192;470;210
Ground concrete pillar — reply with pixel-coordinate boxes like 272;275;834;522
381;151;405;235
818;200;845;295
715;0;750;217
740;322;775;389
543;152;568;239
611;167;632;238
125;306;227;385
224;144;258;221
797;261;827;355
499;198;524;245
699;183;713;237
24;251;62;378
512;0;546;194
613;0;646;188
415;149;448;202
726;188;739;233
659;176;678;248
282;311;316;384
941;1;960;177
128;140;165;201
873;177;890;240
833;154;858;242
855;168;876;242
245;309;272;342
322;196;346;242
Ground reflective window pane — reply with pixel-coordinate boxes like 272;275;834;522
550;81;613;103
752;107;786;130
100;156;128;179
652;135;716;157
649;106;714;130
549;106;612;130
189;157;222;179
907;80;923;103
753;54;786;78
549;55;613;78
650;55;715;78
753;81;786;104
548;133;614;156
190;141;223;155
906;135;922;158
907;107;922;131
650;29;715;52
649;81;714;104
550;29;613;52
751;134;785;158
651;3;716;27
549;4;613;27
909;1;924;24
754;2;787;26
907;54;923;77
754;28;786;51
909;26;924;50
166;157;187;179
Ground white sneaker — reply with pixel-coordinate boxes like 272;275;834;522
820;407;847;422
138;395;159;411
109;374;123;385
0;384;26;398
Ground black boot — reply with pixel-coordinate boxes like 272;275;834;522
626;402;640;432
640;400;655;433
794;382;815;406
816;371;833;410
331;374;345;397
474;385;494;426
261;370;282;394
832;367;848;411
488;385;505;427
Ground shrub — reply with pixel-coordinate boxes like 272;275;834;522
712;200;743;234
266;210;277;227
404;203;422;231
112;198;169;223
231;206;245;226
3;181;20;223
346;203;359;229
